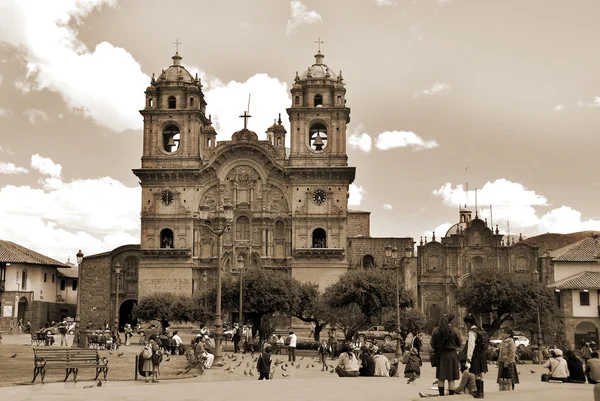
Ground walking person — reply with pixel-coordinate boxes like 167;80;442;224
335;343;360;377
430;315;462;396
463;314;488;398
257;343;273;380
124;323;133;346
402;347;422;379
581;342;593;365
318;339;329;371
328;328;339;359
287;330;297;363
233;325;241;353
58;321;69;347
497;328;519;391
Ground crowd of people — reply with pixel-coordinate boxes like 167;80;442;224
540;341;600;385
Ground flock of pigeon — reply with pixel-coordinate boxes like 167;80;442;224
221;353;334;380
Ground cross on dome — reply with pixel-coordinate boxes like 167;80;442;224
239;111;252;129
314;37;324;53
172;38;182;54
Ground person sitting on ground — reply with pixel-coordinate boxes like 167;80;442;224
359;345;375;376
564;349;586;383
373;349;390;377
586;352;600;384
172;330;183;355
335;343;360;377
455;362;477;395
542;349;570;382
402;347;422;378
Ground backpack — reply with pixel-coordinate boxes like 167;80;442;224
474;328;489;353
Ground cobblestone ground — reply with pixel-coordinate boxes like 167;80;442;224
0;333;595;401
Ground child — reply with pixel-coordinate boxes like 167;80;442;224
318;339;329;371
402;347;422;379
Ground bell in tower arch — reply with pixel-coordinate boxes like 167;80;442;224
313;132;324;151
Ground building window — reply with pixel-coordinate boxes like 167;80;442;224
580;291;590;306
168;96;176;109
21;270;27;291
295;96;299;105
275;220;285;236
428;255;440;270
309;122;327;151
312;228;326;248
163;125;180;153
314;94;323;107
123;256;138;278
190;97;194;107
160;228;174;248
60;279;66;291
44;273;47;283
337;95;342;105
52;274;55;283
555;292;561;309
236;216;250;241
149;98;153;108
362;255;375;269
72;279;78;291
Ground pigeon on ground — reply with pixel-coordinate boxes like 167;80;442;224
244;369;248;376
225;366;232;372
306;364;310;369
311;364;315;368
236;361;242;367
296;364;300;369
281;366;287;371
300;356;304;360
285;363;288;367
97;381;103;387
249;370;254;376
10;353;17;358
530;370;536;374
83;385;94;389
228;370;235;374
242;355;245;359
246;362;250;367
282;373;289;377
269;373;274;379
117;352;123;357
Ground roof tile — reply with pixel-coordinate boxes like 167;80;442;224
550;237;600;262
549;271;600;289
0;241;67;267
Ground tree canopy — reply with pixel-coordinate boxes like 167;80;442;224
456;266;555;335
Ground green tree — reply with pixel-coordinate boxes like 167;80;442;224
381;307;427;335
456;266;555;335
133;293;203;324
205;268;297;345
324;268;412;340
290;281;330;341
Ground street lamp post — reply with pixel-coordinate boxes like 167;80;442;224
534;270;543;364
198;202;234;364
385;245;413;360
237;254;245;326
73;250;84;347
113;262;121;337
202;272;208;307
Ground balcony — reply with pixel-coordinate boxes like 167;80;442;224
142;248;192;259
293;248;345;260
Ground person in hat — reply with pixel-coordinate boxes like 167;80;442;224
401;347;422;378
542;349;569;382
257;343;273;380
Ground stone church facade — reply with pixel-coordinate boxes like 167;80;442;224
417;206;540;319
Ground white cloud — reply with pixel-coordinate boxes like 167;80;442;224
0;145;14;155
185;68;291;144
382;203;393;210
0;0;148;132
416;82;451;97
286;1;322;35
348;125;373;152
557;96;600;112
375;0;396;5
554;105;565;112
31;154;61;178
348;183;365;206
0;155;140;261
375;131;439;151
424;222;453;241
431;179;600;236
23;108;49;125
0;162;28;175
0;108;11;117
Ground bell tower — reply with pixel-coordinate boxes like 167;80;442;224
287;50;350;167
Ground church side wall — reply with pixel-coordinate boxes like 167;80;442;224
80;255;112;329
347;212;370;237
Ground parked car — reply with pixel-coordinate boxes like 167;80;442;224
45;321;75;335
489;335;530;349
357;325;396;342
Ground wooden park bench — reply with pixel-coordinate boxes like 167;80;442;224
32;348;109;383
31;331;55;346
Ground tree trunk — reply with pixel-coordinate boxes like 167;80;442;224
314;323;325;342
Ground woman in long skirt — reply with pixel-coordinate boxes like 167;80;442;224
497;328;519;390
430;315;463;396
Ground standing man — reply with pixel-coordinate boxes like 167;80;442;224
257;344;273;380
233;324;241;353
463;314;488;399
329;328;339;360
58;321;68;347
287;330;297;363
581;342;593;365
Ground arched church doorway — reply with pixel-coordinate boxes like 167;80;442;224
119;299;138;330
575;321;599;347
17;297;27;322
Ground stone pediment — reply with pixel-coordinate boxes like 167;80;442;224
231;128;259;143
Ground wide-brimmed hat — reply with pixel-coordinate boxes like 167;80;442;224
554;349;563;357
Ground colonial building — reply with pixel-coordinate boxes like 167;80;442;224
80;49;365;328
548;235;600;348
417;206;540;318
0;241;75;331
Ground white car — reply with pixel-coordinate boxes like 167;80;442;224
489;336;530;349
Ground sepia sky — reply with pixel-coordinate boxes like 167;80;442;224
0;0;599;261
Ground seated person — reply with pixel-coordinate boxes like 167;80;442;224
564;349;586;383
335;344;360;377
542;349;570;382
456;362;476;395
359;346;375;377
586;352;600;384
373;349;390;377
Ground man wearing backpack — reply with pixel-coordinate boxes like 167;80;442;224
463;314;488;399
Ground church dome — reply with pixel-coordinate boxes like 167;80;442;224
299;52;338;80
156;53;194;84
445;222;467;237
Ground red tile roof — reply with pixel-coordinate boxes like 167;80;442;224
0;240;67;268
549;271;600;290
550;236;600;262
